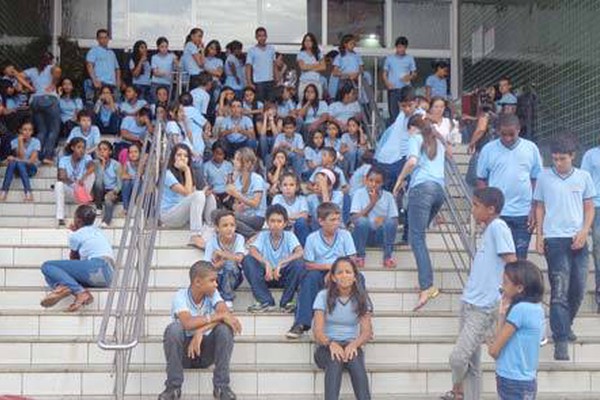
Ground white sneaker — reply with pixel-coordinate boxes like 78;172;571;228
225;301;234;310
99;222;109;229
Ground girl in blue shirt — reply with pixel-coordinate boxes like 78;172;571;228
0;120;40;202
304;130;325;179
224;40;245;96
297;83;329;135
119;85;148;120
313;257;372;400
330;35;363;99
151;37;177;103
272;171;310;246
121;143;141;215
297;32;326;99
256;102;281;161
266;149;291;199
94;85;120;136
488;260;545;400
340;117;368;177
58;78;83;134
129;40;151;101
242;86;264;123
93;141;122;227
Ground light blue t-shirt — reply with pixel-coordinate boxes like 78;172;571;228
383;54;416;90
246;45;276;83
303;101;328;124
313;289;372;342
120;117;148;144
533;167;597;238
304;229;356;265
99;159;121;190
67;126;101;151
462;218;515;308
304;147;323;170
160;169;185;212
181;42;202;76
477;138;542;216
171;288;223;336
375;109;426;164
235;172;267;218
341;132;360;153
309;166;348;187
58;154;92;181
425;74;448;98
86;46;119;85
119;99;148;117
222;115;254;143
297;50;323;83
10;137;41;160
24;66;57;97
204;56;224;77
274;133;305;151
191;87;210;115
408;134;445;189
151;52;176;85
349;164;371;197
181;106;207;157
581;147;600;207
277;99;297;118
69;225;114;260
125;160;138;178
59;97;83;123
350;187;398;223
325;137;342;153
328;101;361;124
203;160;233;194
203;233;246;272
272;194;309;218
250;230;301;267
129;58;151;86
496;301;544;381
307;192;345;223
333;52;363;75
224;54;245;90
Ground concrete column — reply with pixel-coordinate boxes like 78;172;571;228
450;0;462;100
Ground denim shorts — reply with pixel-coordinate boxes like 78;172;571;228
496;374;537;400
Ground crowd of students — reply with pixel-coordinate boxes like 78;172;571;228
0;24;598;400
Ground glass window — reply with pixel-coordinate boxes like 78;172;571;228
62;0;109;39
328;0;385;47
261;1;309;44
197;0;258;45
129;0;194;45
392;0;450;50
307;0;323;44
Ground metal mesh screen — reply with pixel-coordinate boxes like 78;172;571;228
461;0;600;152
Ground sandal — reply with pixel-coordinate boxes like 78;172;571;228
67;290;94;312
187;235;206;250
40;285;72;308
413;286;440;312
440;390;464;400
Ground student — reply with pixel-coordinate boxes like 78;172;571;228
85;29;121;93
67;110;101;156
190;72;213;116
115;108;153;160
272;171;310;246
393;116;446;310
225;147;267;238
349;150;374;198
151;37;177;103
93;141;122;227
351;167;398;268
383;36;417;122
487;260;545;400
533;136;596;360
273;116;305;173
425;60;449;100
297;83;329;135
266;149;290;198
245;27;277;102
94;85;120;136
0;120;40;202
241;86;264;122
204;40;224;85
581;143;600;312
58;77;84;134
325;121;342;155
340;117;368;176
257;102;281;160
496;76;518;114
219;99;256;158
328;84;362;130
40;205;114;312
429;96;459;144
313;257;372;400
121;143;141;214
286;202;358;339
179;93;210;185
304;130;325;179
308;169;345;229
158;260;240;400
309;147;348;190
441;187;517;400
203;210;245;309
224;40;245;97
242;204;305;313
274;86;297;118
152;86;171;115
129;40;151;101
203;142;234;208
160;144;216;249
181;28;205;89
330;34;363;99
119;85;148;120
477;114;543;259
297;32;326;98
54;137;95;226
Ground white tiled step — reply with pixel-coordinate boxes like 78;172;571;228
19;395;600;400
0;363;599;397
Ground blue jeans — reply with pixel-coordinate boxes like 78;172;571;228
121;179;135;211
41;257;114;294
375;158;406;193
352;217;398;260
544;237;589;343
134;84;152;102
223;138;258;159
217;267;243;302
255;81;275;103
30;95;61;160
95;112;120;136
258;135;274;161
241;256;305;307
293;217;311;247
387;88;402;125
288;152;305;176
2;160;37;192
496;375;537;400
342;148;364;177
315;344;371;400
593;207;600;304
408;181;445;290
501;215;531;260
294;270;365;328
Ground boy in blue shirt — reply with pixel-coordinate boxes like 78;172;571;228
190;71;213;116
86;29;121;94
477;114;543;259
496;76;518;114
286;202;358;339
242;205;305;313
219;99;256;158
533;136;596;360
382;36;416;123
203;142;234;208
245;27;277;102
115;108;153;159
93;141;122;228
351;167;399;268
67;110;101;156
159;260;241;400
273;116;305;173
442;187;516;400
581;143;600;311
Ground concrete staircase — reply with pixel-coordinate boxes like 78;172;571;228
1;148;600;399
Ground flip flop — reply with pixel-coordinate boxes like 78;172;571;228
413;286;440;312
187;236;206;250
40;286;72;308
67;291;94;312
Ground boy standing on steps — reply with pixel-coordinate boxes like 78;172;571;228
442;187;516;400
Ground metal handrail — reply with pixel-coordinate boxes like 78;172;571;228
96;123;168;399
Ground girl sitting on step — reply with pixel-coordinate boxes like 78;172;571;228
0;120;40;202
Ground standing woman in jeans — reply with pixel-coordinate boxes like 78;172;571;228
18;51;62;165
313;257;372;400
393;116;447;311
